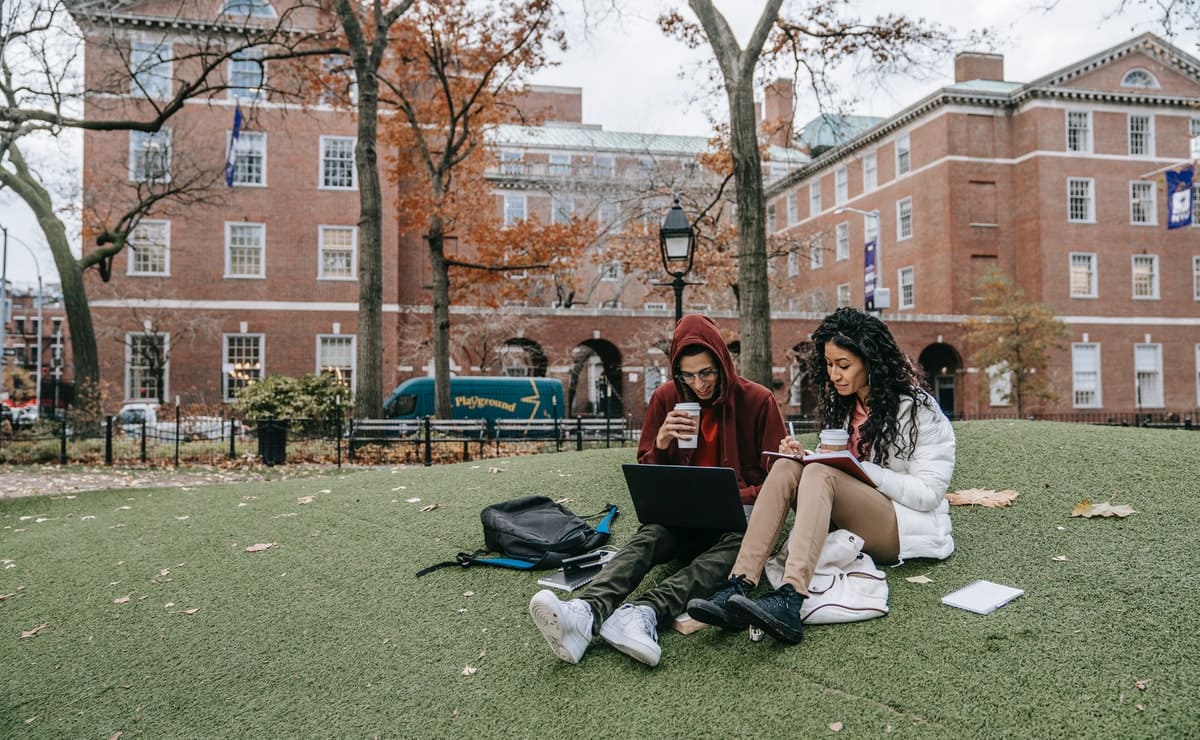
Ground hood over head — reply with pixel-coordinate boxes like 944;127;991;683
669;314;738;404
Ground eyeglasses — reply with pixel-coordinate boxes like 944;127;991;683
675;367;719;383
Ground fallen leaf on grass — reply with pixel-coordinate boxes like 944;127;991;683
553;497;573;505
487;467;504;474
117;506;132;511
405;497;421;503
946;488;1019;508
1135;678;1151;690
113;595;131;604
82;515;96;521
462;665;477;676
20;623;48;638
463;591;475;597
0;588;24;601
419;504;439;513
297;496;314;505
829;721;843;732
1071;499;1136;518
174;516;189;521
109;732;123;740
905;575;934;584
1051;555;1069;562
176;608;201;615
244;542;278;553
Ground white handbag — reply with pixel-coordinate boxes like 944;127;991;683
763;529;889;624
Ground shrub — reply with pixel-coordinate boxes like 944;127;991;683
232;374;352;435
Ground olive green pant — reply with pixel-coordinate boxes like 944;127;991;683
578;523;743;632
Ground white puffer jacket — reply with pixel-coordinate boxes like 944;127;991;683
857;393;956;560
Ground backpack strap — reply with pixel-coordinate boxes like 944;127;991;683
593;504;619;534
415;550;540;577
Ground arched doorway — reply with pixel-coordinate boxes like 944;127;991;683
918;343;963;418
499;338;548;377
569;339;623;418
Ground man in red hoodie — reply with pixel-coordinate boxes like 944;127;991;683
529;314;785;667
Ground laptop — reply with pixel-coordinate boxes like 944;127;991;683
620;464;748;532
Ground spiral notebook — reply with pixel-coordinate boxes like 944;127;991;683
535;549;617;592
941;580;1024;614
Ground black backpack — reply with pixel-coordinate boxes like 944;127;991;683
416;496;619;576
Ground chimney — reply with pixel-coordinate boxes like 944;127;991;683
760;78;795;148
954;52;1004;83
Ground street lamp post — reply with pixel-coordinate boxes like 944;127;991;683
834;206;889;314
657;197;698;324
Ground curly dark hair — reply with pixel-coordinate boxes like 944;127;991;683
808;307;933;466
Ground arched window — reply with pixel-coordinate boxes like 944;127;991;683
1121;69;1159;89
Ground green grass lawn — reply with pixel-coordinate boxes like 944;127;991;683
2;420;1198;738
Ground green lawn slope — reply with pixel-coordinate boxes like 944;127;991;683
2;420;1198;738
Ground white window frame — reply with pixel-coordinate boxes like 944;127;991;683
1121;68;1159;89
228;130;266;187
787;251;799;277
644;365;665;404
503;193;526;226
1194;182;1200;227
1196;344;1200;407
1134;343;1164;408
1072;343;1102;408
223;333;264;401
1068;252;1097;299
128;219;170;276
228;48;265;101
1128;114;1154;157
593;153;614;177
599;261;622;282
810;236;823;270
786;192;798;225
1132;254;1159;300
643;302;668;312
548;152;571;176
129;129;172;183
809;181;821;216
896;197;913;241
500;149;525;175
767;203;777;233
130;39;172;100
1066;110;1092;153
1067;178;1095;223
1130;180;1156;225
126;332;168;402
988;363;1012;407
836;283;850;308
863;150;877;191
1193;256;1200;300
318;225;357;280
1191;118;1200;160
898;266;914;309
317;334;356;387
551;195;574;225
319;136;357;190
836;222;850;261
224;222;266;279
835;165;848;205
895;133;911;176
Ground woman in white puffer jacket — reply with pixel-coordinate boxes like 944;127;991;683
687;307;956;644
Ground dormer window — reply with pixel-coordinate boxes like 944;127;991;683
222;0;275;16
1121;69;1159;89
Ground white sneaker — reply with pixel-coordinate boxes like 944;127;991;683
529;590;594;664
599;603;661;667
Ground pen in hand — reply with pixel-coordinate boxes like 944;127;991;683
787;421;796;438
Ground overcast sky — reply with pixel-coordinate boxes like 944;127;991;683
0;0;1181;287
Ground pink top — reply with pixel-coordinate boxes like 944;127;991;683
847;398;869;456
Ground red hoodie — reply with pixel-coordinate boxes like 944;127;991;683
636;314;786;504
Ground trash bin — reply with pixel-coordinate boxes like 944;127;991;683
257;419;288;466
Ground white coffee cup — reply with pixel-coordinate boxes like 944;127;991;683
818;428;849;452
674;402;701;449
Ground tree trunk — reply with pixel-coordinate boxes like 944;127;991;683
0;146;100;397
688;0;782;389
427;220;452;419
352;84;384;419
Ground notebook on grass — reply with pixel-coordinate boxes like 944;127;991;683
621;464;748;532
941;580;1024;614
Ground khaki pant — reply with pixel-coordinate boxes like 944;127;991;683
731;459;900;594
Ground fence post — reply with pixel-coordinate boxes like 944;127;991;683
335;402;342;469
105;415;113;466
174;401;181;468
423;416;432;466
140;419;147;463
228;414;236;460
347;418;356;462
58;408;67;465
576;416;583;452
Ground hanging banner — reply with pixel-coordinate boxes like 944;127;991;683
1166;165;1194;230
864;238;878;311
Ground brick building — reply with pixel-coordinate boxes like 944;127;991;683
765;34;1200;419
71;2;1199;424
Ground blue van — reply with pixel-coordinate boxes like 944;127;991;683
382;376;566;422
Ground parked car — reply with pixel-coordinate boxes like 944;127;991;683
116;403;245;440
